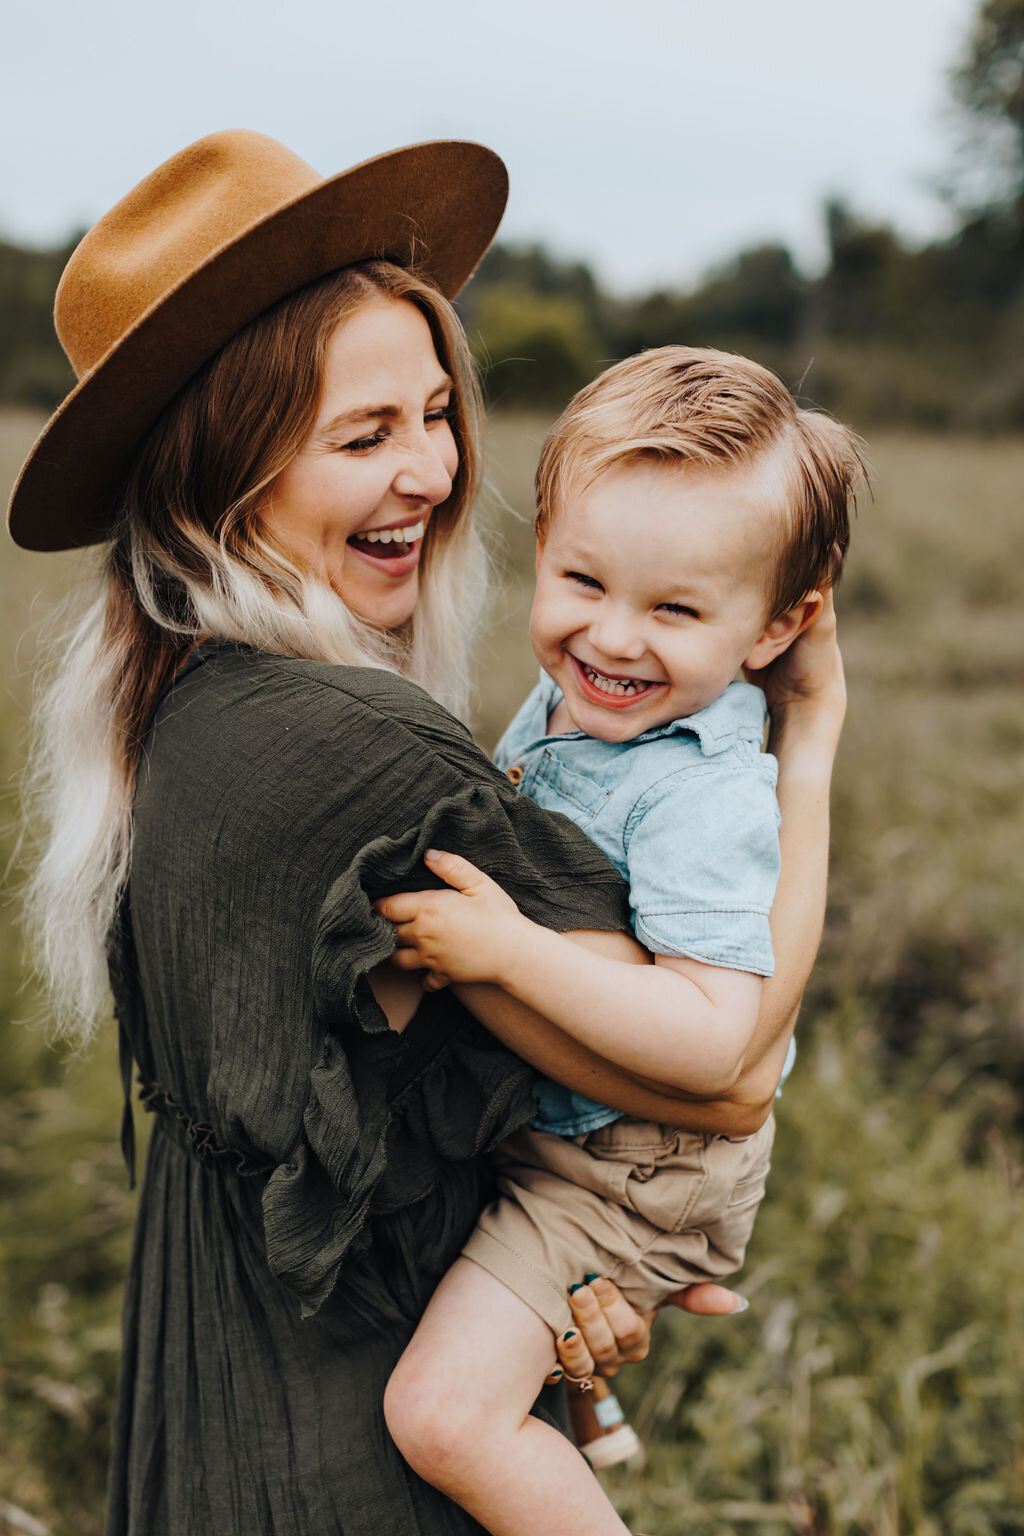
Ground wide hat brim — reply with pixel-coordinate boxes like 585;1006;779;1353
8;138;507;552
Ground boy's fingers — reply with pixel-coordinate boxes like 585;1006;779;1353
422;970;451;992
376;894;423;923
423;848;488;895
389;947;429;971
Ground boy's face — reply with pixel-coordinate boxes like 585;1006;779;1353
530;457;785;743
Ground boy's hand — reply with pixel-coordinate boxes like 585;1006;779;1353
375;851;531;991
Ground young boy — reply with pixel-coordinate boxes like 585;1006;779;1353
379;348;865;1536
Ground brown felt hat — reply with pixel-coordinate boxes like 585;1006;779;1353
7;130;508;552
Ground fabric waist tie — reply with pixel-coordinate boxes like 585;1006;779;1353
137;991;467;1179
139;1080;275;1178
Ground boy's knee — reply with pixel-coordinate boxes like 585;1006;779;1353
384;1355;476;1485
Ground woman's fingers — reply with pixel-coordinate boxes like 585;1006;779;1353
553;1322;598;1382
580;1276;651;1364
664;1281;748;1316
547;1278;745;1388
562;1280;625;1377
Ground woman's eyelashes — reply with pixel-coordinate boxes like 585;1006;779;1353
341;404;453;455
342;430;387;453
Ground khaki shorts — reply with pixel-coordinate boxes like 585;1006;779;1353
461;1113;776;1335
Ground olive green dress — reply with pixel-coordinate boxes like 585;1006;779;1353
106;641;630;1536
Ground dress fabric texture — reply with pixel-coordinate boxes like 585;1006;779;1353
106;641;631;1536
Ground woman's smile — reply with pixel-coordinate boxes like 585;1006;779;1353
346;513;429;574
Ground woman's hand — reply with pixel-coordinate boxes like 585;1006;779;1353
745;587;846;760
546;1278;747;1384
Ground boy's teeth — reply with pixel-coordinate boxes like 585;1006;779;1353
582;662;646;697
362;520;425;546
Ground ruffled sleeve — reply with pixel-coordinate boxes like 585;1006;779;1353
262;775;631;1318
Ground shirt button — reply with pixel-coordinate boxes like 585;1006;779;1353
507;765;525;787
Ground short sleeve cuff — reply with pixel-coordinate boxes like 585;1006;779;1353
634;908;775;977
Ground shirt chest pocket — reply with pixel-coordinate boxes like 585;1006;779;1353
527;749;610;826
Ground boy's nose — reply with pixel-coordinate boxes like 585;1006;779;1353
589;612;646;662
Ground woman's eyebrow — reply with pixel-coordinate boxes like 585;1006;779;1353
319;375;454;436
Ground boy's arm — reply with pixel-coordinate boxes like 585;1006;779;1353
379;849;761;1097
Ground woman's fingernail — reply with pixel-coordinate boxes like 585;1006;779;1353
569;1282;586;1295
550;1366;564;1379
424;849;441;863
730;1295;750;1315
562;1329;577;1342
583;1272;601;1283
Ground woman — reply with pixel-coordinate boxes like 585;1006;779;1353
10;132;846;1535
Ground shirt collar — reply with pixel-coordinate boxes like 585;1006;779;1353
534;670;767;757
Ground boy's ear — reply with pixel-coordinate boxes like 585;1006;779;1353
534;534;545;575
743;590;824;671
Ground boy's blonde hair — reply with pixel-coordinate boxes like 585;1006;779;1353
536;346;867;620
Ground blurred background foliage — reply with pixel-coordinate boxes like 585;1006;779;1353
1;2;1023;1532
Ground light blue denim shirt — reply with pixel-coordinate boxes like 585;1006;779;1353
495;672;793;1135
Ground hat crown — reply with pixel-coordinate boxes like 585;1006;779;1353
55;131;321;378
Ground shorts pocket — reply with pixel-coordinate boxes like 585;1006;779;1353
725;1113;776;1209
584;1119;711;1232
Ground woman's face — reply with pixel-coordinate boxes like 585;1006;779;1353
264;295;458;629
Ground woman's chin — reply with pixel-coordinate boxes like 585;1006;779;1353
339;573;419;631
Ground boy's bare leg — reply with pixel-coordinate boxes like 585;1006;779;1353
384;1258;631;1536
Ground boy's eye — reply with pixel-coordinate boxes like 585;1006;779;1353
659;603;699;619
566;571;603;591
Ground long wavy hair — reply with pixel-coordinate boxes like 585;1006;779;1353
25;260;488;1046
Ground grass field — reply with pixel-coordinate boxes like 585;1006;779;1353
1;409;1022;1534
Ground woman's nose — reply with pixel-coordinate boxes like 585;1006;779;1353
392;433;455;506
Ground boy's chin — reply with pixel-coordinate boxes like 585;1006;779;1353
570;697;664;742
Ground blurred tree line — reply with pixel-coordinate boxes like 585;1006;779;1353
1;0;1022;430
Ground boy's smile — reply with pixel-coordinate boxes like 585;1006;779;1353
571;654;665;706
530;457;792;744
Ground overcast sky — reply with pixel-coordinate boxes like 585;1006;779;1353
1;0;978;293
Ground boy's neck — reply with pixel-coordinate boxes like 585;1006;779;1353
547;695;576;735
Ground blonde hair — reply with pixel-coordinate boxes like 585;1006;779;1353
25;261;488;1046
536;346;867;620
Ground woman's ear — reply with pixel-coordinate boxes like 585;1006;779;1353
744;590;825;671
